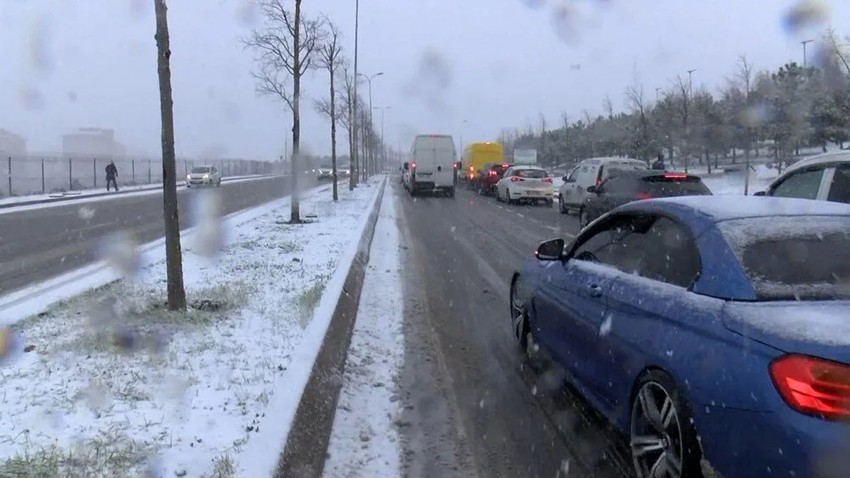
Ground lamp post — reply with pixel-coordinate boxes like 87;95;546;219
801;39;814;67
687;69;697;94
351;0;360;189
374;106;390;171
358;71;383;178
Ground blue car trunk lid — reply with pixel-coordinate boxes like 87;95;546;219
723;301;850;364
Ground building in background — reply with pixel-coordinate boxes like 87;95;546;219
0;129;27;156
62;128;126;158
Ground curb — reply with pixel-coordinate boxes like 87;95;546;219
0;174;278;209
274;178;388;478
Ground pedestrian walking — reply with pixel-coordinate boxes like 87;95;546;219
106;161;119;191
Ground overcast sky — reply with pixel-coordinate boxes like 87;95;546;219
1;0;847;160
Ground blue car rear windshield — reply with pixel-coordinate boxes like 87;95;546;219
719;216;850;300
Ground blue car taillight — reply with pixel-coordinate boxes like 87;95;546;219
770;354;850;421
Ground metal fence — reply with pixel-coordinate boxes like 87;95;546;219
0;156;280;197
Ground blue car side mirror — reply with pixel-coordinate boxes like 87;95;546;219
535;238;565;261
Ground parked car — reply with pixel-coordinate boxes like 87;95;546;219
186;165;221;187
755;150;850;204
475;162;511;196
495;165;553;205
578;170;712;228
510;196;850;478
558;157;647;214
405;134;457;197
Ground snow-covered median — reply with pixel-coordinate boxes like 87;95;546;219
323;188;405;477
0;179;382;477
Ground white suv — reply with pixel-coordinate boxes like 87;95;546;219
755;151;850;204
557;157;647;214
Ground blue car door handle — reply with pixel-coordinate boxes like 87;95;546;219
588;284;603;298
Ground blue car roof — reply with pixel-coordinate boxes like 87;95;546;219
607;196;850;300
616;195;850;224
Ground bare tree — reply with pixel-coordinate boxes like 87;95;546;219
825;28;850;77
315;18;344;201
338;65;359;190
675;75;692;171
626;83;654;163
244;0;324;223
735;55;755;194
153;0;185;310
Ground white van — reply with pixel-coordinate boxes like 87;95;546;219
405;134;457;197
557;156;647;213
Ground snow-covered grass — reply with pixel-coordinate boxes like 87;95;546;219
323;188;405;478
700;164;777;196
0;179;382;477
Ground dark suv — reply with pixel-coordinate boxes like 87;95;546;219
579;170;712;227
476;162;512;196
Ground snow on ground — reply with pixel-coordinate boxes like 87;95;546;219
323;188;404;478
0;179;381;477
700;164;777;195
0;174;273;215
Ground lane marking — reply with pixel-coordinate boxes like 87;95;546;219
515;213;525;218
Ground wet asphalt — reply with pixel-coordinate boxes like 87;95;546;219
0;175;317;296
393;180;635;478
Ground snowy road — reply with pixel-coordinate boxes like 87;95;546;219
0;175;318;296
393;182;632;478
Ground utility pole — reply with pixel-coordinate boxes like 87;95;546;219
801;39;814;67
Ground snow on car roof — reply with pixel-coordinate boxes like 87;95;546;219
782;150;850;175
628;195;850;222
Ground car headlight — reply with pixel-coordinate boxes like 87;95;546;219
203;174;209;179
186;174;191;181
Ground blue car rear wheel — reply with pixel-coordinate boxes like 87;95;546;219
630;370;702;478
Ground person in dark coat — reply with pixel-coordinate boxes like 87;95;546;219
651;153;665;171
105;161;119;191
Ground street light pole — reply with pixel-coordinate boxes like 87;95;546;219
358;71;383;179
687;69;697;94
801;39;814;67
374;106;390;171
351;0;359;190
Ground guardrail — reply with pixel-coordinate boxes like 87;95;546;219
0;156;281;198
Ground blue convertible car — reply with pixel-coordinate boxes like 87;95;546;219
510;196;850;478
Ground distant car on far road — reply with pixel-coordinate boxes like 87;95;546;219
186;165;221;188
578;170;712;228
558;157;647;214
495;165;553;205
754;150;850;204
317;167;333;180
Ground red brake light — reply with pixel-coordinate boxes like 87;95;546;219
595;176;602;187
663;173;688;179
542;177;553;183
510;176;524;182
488;170;497;176
502;164;511;168
770;354;850;420
635;192;653;200
469;166;474;172
411;162;416;169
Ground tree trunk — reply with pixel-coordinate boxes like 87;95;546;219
290;0;303;223
153;0;186;311
329;68;338;201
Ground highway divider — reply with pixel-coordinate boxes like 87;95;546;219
273;177;387;478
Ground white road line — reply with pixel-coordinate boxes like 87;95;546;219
515;213;525;218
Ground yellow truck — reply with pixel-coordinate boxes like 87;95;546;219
462;142;505;182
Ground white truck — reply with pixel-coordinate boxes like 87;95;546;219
404;134;457;197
